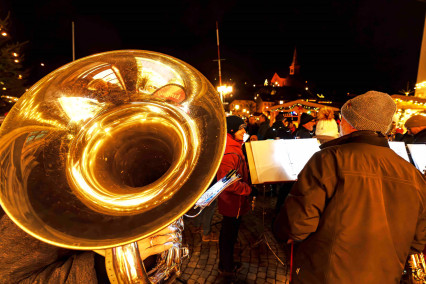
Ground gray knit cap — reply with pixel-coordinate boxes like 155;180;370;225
341;90;396;134
405;115;426;129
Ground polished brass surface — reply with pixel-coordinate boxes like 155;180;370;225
0;50;226;250
408;253;426;283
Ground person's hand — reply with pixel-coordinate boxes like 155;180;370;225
137;226;176;261
250;135;258;141
93;226;176;260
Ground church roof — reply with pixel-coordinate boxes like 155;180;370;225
270;99;339;111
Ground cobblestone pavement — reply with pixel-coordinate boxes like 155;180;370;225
180;193;290;284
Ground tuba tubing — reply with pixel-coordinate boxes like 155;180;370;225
0;50;226;283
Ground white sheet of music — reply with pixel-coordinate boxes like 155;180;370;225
249;138;320;183
407;144;426;174
388;141;410;162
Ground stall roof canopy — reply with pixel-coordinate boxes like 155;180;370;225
391;95;426;110
270;99;340;111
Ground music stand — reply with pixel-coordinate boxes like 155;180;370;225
245;139;320;265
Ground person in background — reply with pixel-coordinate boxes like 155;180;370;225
273;90;426;283
0;208;176;283
217;115;252;283
192;194;219;242
256;113;270;140
294;113;315;139
404;114;426;143
315;106;339;144
393;127;405;141
286;118;296;134
264;112;293;140
246;116;259;141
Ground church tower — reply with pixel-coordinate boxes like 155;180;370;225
289;48;301;76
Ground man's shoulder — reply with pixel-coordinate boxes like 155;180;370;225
313;140;391;162
414;128;426;143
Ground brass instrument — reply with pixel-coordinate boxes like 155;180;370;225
0;50;226;283
407;253;426;284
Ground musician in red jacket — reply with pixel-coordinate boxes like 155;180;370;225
217;115;252;281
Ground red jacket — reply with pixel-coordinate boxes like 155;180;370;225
217;134;251;217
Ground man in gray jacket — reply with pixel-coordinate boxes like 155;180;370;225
274;91;426;283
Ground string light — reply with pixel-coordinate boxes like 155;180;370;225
392;97;426;129
415;81;426;90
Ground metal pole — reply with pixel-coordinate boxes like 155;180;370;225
216;21;222;88
72;21;75;61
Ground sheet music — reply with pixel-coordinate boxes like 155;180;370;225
407;144;426;174
388;141;410;162
249;138;320;183
194;173;240;208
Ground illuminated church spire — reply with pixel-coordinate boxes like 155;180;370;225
289;47;300;76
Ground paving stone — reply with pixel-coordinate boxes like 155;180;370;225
181;273;191;280
185;267;195;274
276;273;287;282
206;258;216;265
201;270;210;278
193;268;203;276
267;269;277;278
247;273;257;281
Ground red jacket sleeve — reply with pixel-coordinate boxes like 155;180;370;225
217;152;251;196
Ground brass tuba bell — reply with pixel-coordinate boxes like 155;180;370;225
0;50;226;282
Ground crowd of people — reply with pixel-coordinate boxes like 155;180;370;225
1;90;425;284
240;104;426;146
243;107;337;143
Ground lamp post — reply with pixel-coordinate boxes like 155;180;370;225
217;85;233;104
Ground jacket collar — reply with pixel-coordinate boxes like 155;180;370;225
226;133;243;147
320;130;389;150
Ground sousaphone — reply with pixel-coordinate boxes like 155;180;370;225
0;50;226;282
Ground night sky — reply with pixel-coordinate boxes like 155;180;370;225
2;0;426;101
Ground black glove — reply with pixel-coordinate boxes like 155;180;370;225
250;186;258;197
